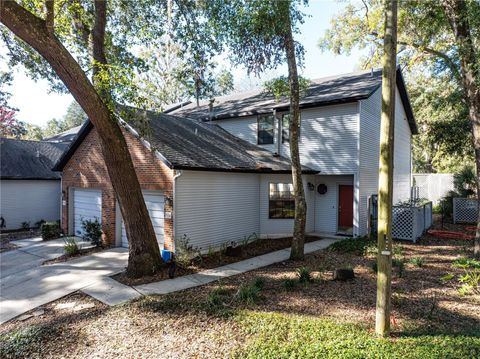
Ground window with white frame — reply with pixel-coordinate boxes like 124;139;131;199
269;182;295;219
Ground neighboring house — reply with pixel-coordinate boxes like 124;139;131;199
0;138;68;230
53;114;317;250
54;67;416;251
168;68;417;237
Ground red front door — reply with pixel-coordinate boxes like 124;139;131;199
338;185;354;232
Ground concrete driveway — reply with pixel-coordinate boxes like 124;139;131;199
0;237;128;324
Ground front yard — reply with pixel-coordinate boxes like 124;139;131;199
1;224;479;358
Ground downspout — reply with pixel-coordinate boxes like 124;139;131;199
172;169;183;253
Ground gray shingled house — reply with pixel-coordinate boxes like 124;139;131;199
53;68;416;251
0;138;68;230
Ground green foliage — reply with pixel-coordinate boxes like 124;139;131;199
0;325;56;359
452;257;480;269
236;311;480;358
40;222;61;241
453;165;477;198
283;278;297;291
449;257;480;296
20;221;30;230
263;76;311;102
393;258;406;278
410;256;425;268
80;218;102;247
207;285;231;307
296;267;313;284
63;237;80;256
237;278;265;305
174;234;200;268
327;237;374;255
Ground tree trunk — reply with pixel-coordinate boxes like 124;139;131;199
284;3;306;261
375;0;397;337
442;0;480;258
0;0;163;276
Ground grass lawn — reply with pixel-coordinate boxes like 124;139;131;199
1;222;479;358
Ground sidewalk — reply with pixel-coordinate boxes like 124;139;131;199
82;238;338;305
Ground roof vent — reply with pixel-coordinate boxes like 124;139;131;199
273;152;280;157
36;150;40;158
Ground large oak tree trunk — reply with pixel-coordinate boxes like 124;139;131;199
0;0;163;276
284;2;306;261
375;0;397;337
442;0;480;258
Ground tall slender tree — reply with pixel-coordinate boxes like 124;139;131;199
376;0;397;337
205;0;308;259
441;0;480;257
0;0;163;277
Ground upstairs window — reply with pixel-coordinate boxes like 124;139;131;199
257;115;274;145
269;183;295;219
282;114;290;143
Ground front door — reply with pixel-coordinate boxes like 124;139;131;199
338;185;353;235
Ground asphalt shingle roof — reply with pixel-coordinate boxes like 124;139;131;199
54;112;317;174
168;68;417;134
170;68;384;120
44;125;83;143
1;138;68;179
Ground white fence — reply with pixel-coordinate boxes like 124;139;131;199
453;198;479;224
369;195;433;242
413;173;454;204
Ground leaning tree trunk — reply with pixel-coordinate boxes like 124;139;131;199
284;3;307;261
0;0;163;277
376;0;397;337
442;0;480;258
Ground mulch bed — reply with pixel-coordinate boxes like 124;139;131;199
113;236;322;286
1;220;478;358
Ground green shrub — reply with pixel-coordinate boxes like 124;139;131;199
451;257;480;296
34;219;46;228
452;257;480;269
327;237;373;255
80;218;102;247
41;222;62;241
410;256;425;268
63;237;80;256
207;285;230;307
296;267;313;284
20;221;30;230
253;277;265;290
284;278;297;291
237;283;261;305
174;234;200;268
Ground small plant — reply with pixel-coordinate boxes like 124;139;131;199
237;280;263;305
41;222;62;240
409;256;425;268
452;257;480;269
328;237;373;255
284;278;297;291
21;221;30;230
174;234;199;268
80;218;103;247
441;273;455;283
63;237;80;256
253;277;265;290
451;257;480;296
393;258;405;278
296;267;313;284
207;285;230;307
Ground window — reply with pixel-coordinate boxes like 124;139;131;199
257;115;274;145
269;183;295;219
282;114;290;143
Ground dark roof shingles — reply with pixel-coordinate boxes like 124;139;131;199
1;138;68;179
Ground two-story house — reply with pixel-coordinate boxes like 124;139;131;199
54;68;416;251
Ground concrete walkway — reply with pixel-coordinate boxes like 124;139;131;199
83;238;338;305
1;237;338;324
0;244;128;324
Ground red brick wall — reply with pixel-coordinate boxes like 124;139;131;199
61;127;174;249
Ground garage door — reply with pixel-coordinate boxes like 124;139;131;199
121;191;164;249
73;189;102;237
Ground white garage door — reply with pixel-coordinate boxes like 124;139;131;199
121;191;164;249
73;189;102;237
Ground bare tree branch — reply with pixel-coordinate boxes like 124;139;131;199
45;0;54;35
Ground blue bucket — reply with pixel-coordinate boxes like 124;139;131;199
161;249;172;263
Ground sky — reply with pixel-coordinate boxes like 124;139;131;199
2;0;364;128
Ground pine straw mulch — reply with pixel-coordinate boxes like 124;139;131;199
1;225;479;359
113;235;321;286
